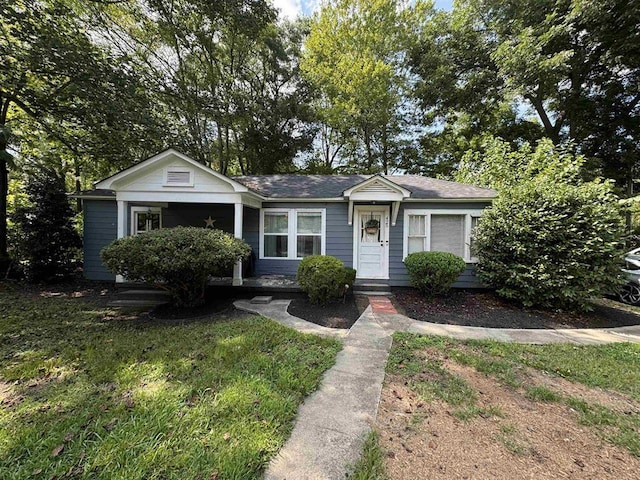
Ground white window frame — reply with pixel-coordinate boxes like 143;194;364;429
131;206;163;235
260;208;326;260
403;209;484;263
164;166;195;187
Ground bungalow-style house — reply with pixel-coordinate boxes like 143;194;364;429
79;149;496;287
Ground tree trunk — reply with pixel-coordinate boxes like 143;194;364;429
0;97;9;273
74;158;82;212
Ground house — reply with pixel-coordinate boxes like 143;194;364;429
78;149;496;287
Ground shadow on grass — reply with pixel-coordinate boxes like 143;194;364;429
0;286;341;479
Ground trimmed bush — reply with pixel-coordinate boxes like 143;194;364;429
403;251;466;297
476;180;625;311
343;267;357;293
297;255;354;304
101;227;251;307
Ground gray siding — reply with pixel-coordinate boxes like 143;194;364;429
83;200;117;281
254;202;353;276
82;198;491;287
388;202;491;288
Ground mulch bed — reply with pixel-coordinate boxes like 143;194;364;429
287;295;366;329
392;288;640;329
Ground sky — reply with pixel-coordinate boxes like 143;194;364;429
272;0;454;20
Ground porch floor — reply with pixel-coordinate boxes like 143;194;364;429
208;275;301;291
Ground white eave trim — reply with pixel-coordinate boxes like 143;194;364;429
94;148;258;194
342;174;412;198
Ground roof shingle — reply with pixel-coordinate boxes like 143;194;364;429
231;174;496;199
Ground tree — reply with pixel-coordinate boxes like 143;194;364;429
410;0;640;187
93;0;314;175
11;167;81;282
462;138;626;311
301;0;427;174
0;0;167;272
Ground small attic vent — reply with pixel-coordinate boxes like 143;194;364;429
359;181;395;194
165;168;193;186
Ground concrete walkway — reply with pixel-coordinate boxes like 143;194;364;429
233;297;640;480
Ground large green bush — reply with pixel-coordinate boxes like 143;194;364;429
101;227;251;307
458;137;626;311
476;180;625;310
297;255;355;304
403;251;466;297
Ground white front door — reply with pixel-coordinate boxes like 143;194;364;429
354;206;389;279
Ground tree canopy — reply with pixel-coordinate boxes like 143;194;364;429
1;0;638;271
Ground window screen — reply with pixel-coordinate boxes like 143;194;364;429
430;215;465;257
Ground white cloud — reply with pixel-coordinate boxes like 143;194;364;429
272;0;303;20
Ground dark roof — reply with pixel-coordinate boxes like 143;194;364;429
72;189;115;198
231;175;496;199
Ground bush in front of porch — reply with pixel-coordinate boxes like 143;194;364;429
297;255;356;305
101;226;251;307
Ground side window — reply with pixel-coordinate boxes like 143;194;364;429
132;208;162;235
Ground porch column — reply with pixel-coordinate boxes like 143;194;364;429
115;200;127;283
232;202;243;286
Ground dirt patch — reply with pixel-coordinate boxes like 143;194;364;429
377;351;640;479
287;295;366;329
0;381;23;409
523;367;640;416
392;289;640;329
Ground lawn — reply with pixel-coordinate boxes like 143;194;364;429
0;284;341;479
376;333;640;479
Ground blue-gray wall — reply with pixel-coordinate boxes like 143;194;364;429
390;202;491;288
252;201;490;287
250;202;353;276
83;200;117;281
83;198;491;287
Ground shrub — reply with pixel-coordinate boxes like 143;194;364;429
476;179;625;311
297;255;354;304
403;251;466;297
11;168;81;282
343;267;357;293
101;227;251;307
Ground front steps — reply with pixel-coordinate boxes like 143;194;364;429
108;289;171;308
353;280;392;296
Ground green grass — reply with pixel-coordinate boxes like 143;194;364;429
0;285;341;479
388;332;640;456
348;431;388;480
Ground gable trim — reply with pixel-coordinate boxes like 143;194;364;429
342;174;412;198
95;149;262;196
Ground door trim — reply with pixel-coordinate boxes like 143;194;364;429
353;205;390;280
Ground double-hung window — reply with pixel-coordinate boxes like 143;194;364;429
404;209;483;262
261;209;326;259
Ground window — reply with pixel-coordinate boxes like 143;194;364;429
261;209;325;259
407;215;427;254
131;207;162;235
404;209;484;262
263;211;289;258
296;212;322;257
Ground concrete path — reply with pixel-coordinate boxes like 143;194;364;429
233;297;640;480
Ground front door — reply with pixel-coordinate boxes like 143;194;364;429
354;206;389;279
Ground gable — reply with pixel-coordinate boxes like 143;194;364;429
95;149;251;194
343;175;411;202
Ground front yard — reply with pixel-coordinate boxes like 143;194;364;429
372;334;640;479
0;284;341;479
